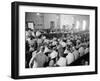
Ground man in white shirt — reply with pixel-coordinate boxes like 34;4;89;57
56;56;67;67
49;49;58;60
66;52;75;65
78;46;85;57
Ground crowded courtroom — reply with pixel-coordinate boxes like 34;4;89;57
25;12;90;68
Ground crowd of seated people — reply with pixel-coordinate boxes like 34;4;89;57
25;28;89;68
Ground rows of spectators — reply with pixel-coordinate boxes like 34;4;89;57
25;28;89;68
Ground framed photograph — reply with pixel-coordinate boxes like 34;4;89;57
11;1;98;79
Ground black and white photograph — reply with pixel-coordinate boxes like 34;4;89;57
25;13;90;68
11;1;97;79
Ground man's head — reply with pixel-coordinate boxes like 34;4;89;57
40;46;45;52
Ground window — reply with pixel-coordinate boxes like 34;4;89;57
76;21;80;29
82;20;86;30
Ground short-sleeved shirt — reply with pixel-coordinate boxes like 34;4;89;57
66;53;75;65
49;50;58;59
56;57;67;66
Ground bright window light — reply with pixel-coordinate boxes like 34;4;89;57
36;13;40;16
82;20;86;30
76;21;80;29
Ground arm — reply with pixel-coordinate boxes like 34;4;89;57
29;54;36;68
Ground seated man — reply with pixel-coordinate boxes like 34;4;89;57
57;44;64;57
29;46;49;68
56;55;67;67
49;48;58;60
78;46;85;57
72;46;79;60
66;52;75;65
